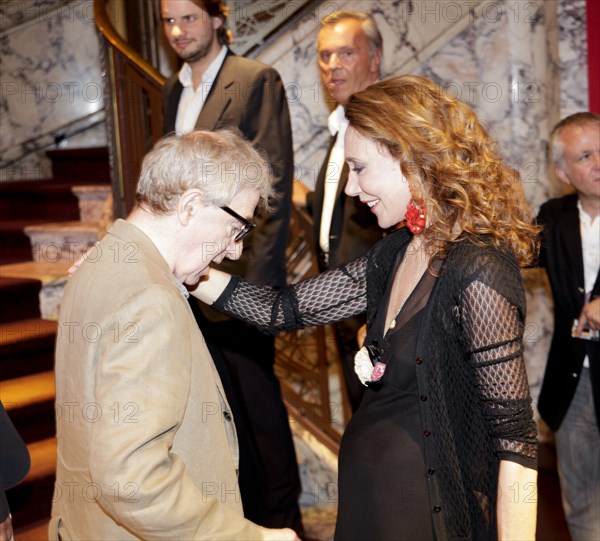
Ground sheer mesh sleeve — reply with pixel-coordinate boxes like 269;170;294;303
459;279;538;464
213;256;369;335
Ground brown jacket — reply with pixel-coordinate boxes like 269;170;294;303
50;219;266;540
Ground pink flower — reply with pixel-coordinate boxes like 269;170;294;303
371;361;386;382
354;345;387;386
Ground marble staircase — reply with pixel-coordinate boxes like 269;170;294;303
0;275;59;534
0;147;112;265
0;183;81;265
0;147;113;537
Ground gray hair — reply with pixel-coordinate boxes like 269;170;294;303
320;10;383;63
550;112;600;167
136;130;273;214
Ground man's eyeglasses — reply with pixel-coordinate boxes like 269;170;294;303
220;205;256;242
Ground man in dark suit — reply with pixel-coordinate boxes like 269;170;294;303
160;0;301;532
537;112;600;540
307;11;385;412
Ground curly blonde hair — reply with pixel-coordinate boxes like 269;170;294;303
345;75;540;267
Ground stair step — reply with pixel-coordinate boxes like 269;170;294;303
0;318;57;348
6;438;56;529
0;220;61;265
1;370;55;410
0;180;81;223
24;221;102;263
46;146;109;182
0;276;41;322
0;318;57;380
1;261;71;320
0;178;113;265
25;437;57;482
1;371;56;444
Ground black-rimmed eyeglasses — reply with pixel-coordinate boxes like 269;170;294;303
220;205;256;242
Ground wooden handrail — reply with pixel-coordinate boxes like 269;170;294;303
93;1;166;87
94;0;167;218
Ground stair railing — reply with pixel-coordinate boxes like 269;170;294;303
277;205;346;450
94;0;166;218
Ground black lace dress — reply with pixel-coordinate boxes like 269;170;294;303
212;229;538;540
334;255;438;540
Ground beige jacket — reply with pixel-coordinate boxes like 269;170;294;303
50;220;266;540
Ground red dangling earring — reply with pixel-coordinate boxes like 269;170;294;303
405;199;427;234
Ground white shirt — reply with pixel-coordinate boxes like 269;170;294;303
174;46;228;136
578;199;599;366
319;104;349;253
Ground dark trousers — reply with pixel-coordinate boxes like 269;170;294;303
191;301;303;532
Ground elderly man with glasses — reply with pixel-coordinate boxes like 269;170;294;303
50;130;298;541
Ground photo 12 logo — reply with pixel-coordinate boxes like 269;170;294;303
397;1;539;24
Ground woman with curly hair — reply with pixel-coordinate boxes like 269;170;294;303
191;75;540;540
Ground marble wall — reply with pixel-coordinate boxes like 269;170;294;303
0;0;106;181
251;0;589;409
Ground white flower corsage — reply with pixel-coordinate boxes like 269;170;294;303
354;343;386;387
354;346;374;386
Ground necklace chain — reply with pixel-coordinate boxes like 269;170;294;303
387;241;428;331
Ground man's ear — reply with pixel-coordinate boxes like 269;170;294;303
177;189;204;226
370;50;382;76
554;164;571;187
212;16;223;31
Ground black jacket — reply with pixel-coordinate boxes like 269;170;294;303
537;193;600;431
